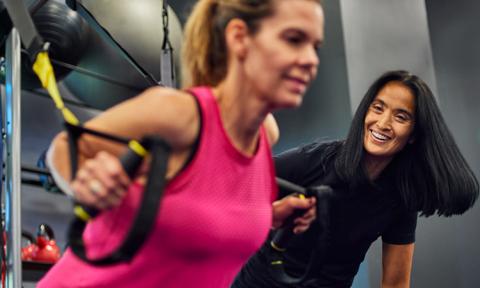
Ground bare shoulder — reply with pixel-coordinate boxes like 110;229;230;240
263;113;280;147
138;87;200;148
86;87;200;150
139;87;198;120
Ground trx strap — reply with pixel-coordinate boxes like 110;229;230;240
3;0;171;265
2;0;44;60
270;178;333;285
160;0;175;87
68;136;170;265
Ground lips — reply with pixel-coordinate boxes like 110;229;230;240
285;76;309;94
370;129;391;142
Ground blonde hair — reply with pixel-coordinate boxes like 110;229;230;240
181;0;321;88
182;0;275;87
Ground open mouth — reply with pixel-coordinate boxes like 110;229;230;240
370;129;391;142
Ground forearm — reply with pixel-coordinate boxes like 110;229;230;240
381;265;412;288
46;133;75;196
382;281;410;288
382;243;414;288
50;133;76;179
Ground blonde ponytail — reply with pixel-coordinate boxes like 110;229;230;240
181;0;219;88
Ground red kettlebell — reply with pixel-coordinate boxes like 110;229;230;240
21;231;38;261
33;224;61;263
21;224;61;263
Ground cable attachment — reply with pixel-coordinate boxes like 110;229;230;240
268;179;334;285
160;0;175;87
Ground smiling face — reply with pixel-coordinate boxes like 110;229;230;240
363;81;416;163
242;0;324;108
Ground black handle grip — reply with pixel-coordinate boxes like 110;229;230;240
77;146;146;220
119;146;146;179
270;185;333;252
271;199;307;251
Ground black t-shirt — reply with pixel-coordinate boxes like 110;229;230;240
233;141;417;288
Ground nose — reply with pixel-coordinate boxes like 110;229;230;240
299;46;320;70
376;113;392;130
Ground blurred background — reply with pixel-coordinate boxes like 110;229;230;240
1;0;479;287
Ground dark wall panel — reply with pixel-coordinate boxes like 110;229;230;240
423;0;480;287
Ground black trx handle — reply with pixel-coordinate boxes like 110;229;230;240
72;137;148;221
68;135;170;265
269;179;333;285
271;178;309;251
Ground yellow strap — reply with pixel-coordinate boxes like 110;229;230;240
270;260;283;265
74;205;92;222
270;241;287;252
129;140;148;157
32;51;80;126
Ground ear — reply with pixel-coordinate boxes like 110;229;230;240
224;18;249;60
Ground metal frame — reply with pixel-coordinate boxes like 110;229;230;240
4;27;23;288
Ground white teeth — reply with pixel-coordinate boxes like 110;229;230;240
371;130;390;141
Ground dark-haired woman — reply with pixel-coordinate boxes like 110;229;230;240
233;70;479;288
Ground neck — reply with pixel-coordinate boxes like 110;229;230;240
363;154;393;181
212;75;270;156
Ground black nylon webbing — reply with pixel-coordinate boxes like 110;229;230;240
68;136;170;265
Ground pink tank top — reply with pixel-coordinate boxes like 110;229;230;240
38;87;277;288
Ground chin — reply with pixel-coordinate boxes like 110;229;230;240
287;93;305;107
365;146;397;159
281;99;303;109
268;90;304;109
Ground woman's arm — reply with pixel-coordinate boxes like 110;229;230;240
49;87;200;207
382;242;414;288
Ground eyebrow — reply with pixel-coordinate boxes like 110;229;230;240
373;99;414;118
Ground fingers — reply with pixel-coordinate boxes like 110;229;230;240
293;205;317;234
272;195;317;229
283;195;317;234
72;151;131;210
287;195;316;209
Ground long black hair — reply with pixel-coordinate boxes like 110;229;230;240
335;70;478;216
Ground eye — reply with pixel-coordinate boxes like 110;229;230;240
370;103;383;113
283;30;307;46
395;114;406;122
285;34;304;45
395;112;411;123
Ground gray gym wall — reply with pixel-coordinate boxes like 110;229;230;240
419;0;480;287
